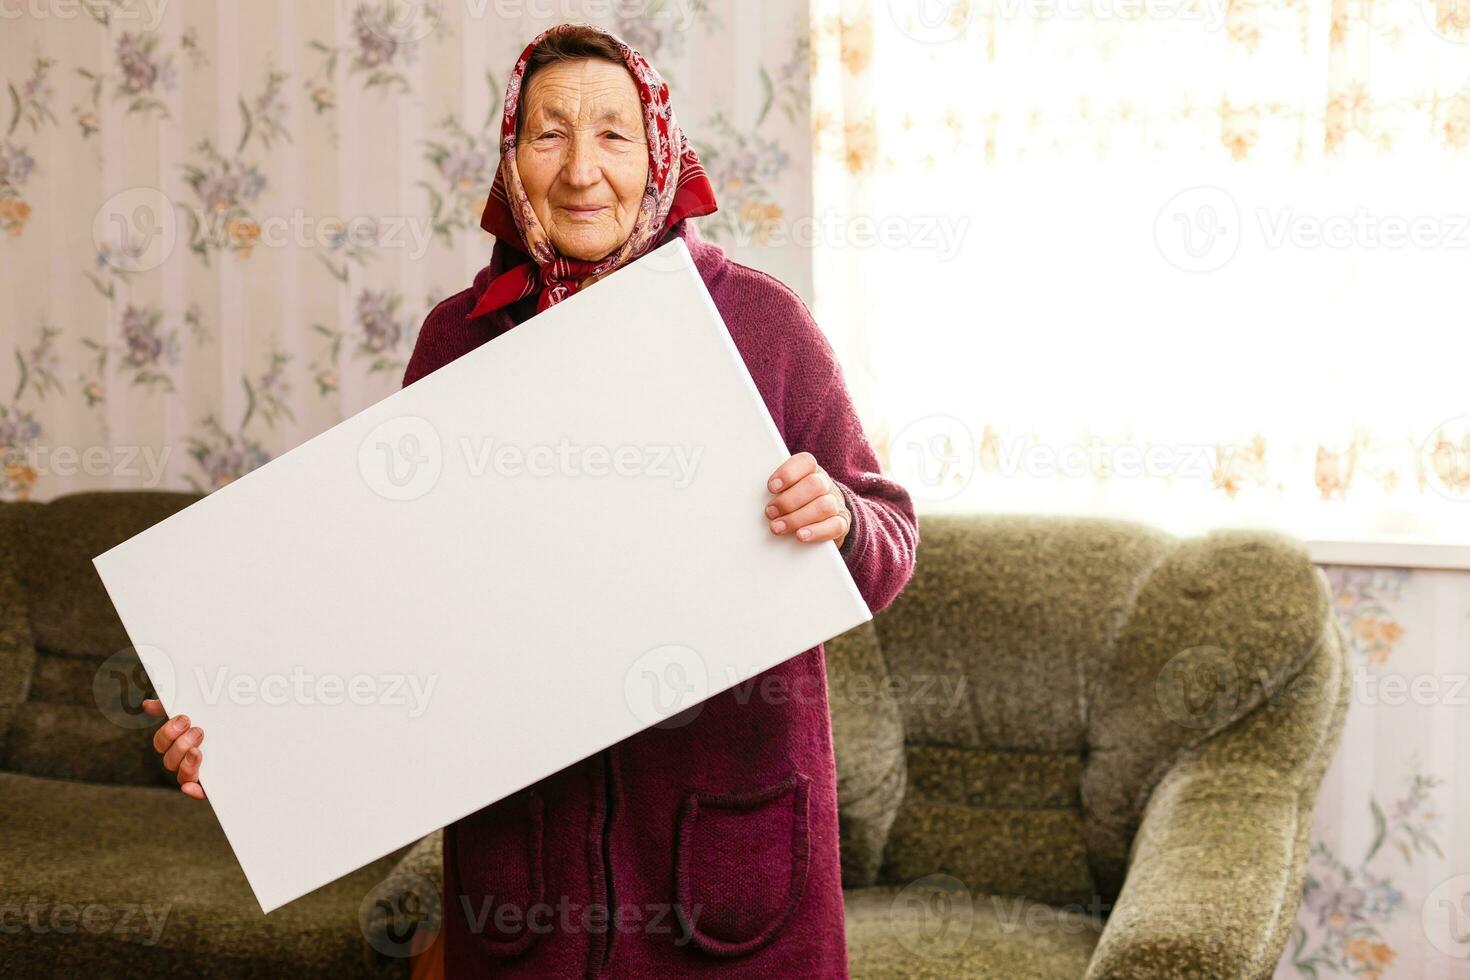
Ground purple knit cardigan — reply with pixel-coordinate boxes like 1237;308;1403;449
401;218;918;979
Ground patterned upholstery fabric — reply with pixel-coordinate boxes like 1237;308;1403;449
1;493;193;785
835;514;1348;978
824;619;906;888
0;492;410;977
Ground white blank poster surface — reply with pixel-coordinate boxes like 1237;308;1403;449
92;239;871;914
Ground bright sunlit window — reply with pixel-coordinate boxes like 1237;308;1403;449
810;0;1470;546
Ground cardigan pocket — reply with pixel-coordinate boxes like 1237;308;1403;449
673;772;811;957
453;786;545;957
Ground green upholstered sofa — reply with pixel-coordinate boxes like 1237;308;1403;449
0;492;413;979
0;491;1348;978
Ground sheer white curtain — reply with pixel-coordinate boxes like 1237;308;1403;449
810;0;1470;545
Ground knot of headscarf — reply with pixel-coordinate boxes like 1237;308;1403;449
467;23;718;320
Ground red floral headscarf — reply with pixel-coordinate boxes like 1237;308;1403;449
467;23;719;320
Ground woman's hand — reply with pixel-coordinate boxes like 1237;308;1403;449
143;699;207;800
765;452;851;549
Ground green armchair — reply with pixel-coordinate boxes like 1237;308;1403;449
829;514;1349;979
0;494;1347;978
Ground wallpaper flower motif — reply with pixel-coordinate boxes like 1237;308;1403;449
1325;567;1411;665
610;0;717;72
0;53;42;237
318;216;382;284
1289;765;1445;978
307;0;435;107
0;324;63;501
353;289;412;375
186;416;270;494
0;142;33;237
79;304;208;400
8;56;58;132
181;140;268;263
421;110;500;249
694;112;792;245
241;70;291;153
75;31;177;121
0;406;42;501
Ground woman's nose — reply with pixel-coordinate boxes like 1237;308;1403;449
559;133;603;188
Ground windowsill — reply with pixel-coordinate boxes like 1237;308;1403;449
1305;537;1470;572
911;502;1470;571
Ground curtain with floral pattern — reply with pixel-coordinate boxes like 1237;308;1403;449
810;0;1470;547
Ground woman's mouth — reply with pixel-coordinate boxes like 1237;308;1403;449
558;204;609;220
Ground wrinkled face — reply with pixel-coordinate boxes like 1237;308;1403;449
515;58;650;261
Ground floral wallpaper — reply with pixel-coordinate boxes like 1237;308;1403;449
1280;564;1470;978
0;0;812;501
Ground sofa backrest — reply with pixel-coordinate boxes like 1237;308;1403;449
826;513;1336;907
1;493;1338;911
0;491;202;787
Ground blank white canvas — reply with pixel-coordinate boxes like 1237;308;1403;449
91;238;872;914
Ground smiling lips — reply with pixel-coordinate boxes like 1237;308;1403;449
558;204;609;220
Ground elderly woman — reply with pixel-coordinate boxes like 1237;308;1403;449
146;22;916;979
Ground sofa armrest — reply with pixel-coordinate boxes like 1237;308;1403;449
826;621;907;887
1087;589;1349;980
1085;761;1302;980
360;829;444;965
387;828;444;887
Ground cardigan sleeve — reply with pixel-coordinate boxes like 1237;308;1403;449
401;288;478;389
777;291;918;615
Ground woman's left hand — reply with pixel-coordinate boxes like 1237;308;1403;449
765;452;851;549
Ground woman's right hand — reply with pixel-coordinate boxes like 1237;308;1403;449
143;699;207;800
